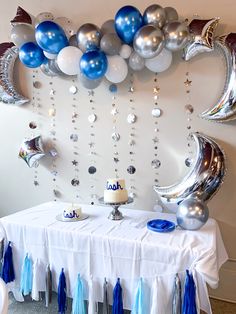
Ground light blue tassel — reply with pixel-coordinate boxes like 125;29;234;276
131;278;146;314
20;253;32;296
72;274;86;314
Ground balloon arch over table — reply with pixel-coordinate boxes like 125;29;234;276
0;4;236;122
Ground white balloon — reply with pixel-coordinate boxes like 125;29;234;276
57;46;82;75
105;55;128;83
44;51;57;60
119;44;132;59
145;48;172;72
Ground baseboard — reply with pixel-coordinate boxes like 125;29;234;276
208;260;236;303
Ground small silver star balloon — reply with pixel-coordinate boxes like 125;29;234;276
127;113;137;124
19;135;45;168
69;85;78;94
70;134;78;142
151;159;161;169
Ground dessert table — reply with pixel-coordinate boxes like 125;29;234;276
0;201;228;313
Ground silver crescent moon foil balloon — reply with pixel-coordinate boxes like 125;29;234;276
183;18;219;61
19;135;46;168
153;132;226;210
176;196;209;230
200;33;236;122
0;42;29;105
133;25;164;59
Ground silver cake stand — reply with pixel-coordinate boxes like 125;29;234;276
99;197;133;220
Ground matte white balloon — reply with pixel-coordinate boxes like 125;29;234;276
44;51;57;59
145;48;172;72
11;24;35;47
105;55;128;83
57;46;82;75
119;44;132;59
129;52;145;71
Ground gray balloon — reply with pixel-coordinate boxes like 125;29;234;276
41;59;67;77
143;4;166;29
129;51;145;71
133;25;164;59
77;23;101;52
176;196;209;230
164;21;189;51
101;19;116;35
69;34;78;47
79;72;102;89
11;24;35;48
100;33;121;56
164;7;179;23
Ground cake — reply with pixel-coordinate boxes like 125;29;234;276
104;178;128;203
62;204;82;221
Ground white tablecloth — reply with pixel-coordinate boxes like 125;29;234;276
0;202;228;313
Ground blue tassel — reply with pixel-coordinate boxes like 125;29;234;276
1;241;15;284
132;278;146;314
58;268;67;314
20;253;33;295
182;270;197;314
72;273;86;314
112;278;124;314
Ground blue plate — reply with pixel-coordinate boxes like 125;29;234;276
147;219;176;233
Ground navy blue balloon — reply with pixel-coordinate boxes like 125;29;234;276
19;42;45;68
115;5;143;44
80;50;108;80
35;21;69;54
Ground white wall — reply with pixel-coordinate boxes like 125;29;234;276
0;0;236;302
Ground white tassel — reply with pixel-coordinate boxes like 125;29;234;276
88;276;98;314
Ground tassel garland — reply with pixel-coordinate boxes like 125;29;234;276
103;278;109;314
45;264;52;307
182;270;197;314
58;268;67;314
1;241;15;284
112;278;124;314
172;273;182;314
72;273;86;314
20;253;33;295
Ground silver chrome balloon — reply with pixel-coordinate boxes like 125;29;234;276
0;42;29;105
143;4;166;29
77;23;101;52
183;18;219;61
133;25;164;59
176;196;209;230
172;273;182;314
164;21;189;51
200;33;236;122
154;132;226;210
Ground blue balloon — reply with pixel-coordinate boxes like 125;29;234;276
35;21;69;54
19;42;45;68
115;6;143;44
80;50;108;80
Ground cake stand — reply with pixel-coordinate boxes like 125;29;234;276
98;197;133;220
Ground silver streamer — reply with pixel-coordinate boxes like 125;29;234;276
172;273;182;314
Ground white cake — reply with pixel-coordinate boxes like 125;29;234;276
62;205;82;221
104;178;128;203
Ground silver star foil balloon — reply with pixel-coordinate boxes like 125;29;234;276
176;196;209;230
183;18;219;61
200;33;236;122
154;132;226;211
19;135;46;168
0;42;29;105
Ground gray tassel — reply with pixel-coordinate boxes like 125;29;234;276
45;264;52;307
103;278;109;314
172;273;182;314
0;238;4;273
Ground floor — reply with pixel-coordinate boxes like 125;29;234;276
8;293;236;313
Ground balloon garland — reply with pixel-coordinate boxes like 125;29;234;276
1;5;236;121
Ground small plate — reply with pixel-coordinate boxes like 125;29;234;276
147;219;176;233
56;214;89;222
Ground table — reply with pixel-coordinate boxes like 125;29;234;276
0;202;228;313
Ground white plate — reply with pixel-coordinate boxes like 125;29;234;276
56;214;89;222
